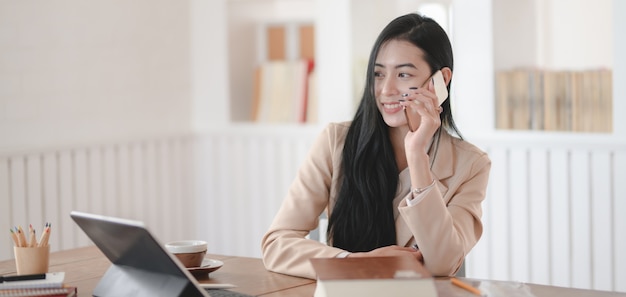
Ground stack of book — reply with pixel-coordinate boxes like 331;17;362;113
495;68;613;132
310;256;437;297
251;59;316;123
0;272;76;297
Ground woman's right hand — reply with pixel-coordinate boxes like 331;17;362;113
347;245;424;263
401;78;443;154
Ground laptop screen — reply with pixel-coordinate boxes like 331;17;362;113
70;211;210;297
71;212;180;275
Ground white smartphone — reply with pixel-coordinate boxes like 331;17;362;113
404;70;448;132
431;70;448;106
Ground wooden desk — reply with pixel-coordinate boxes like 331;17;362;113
1;246;625;297
0;246;313;296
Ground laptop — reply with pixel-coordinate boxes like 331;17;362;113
70;211;210;297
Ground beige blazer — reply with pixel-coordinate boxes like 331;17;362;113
261;122;491;279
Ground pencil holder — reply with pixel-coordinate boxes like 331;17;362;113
14;245;50;275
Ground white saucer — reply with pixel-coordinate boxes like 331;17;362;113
187;258;224;274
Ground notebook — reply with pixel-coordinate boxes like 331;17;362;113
0;286;77;297
0;273;65;290
70;211;210;297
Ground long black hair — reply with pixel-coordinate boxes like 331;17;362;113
327;13;461;252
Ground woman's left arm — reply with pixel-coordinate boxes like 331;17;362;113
398;150;491;276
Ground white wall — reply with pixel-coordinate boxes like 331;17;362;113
493;0;613;70
315;0;355;123
492;0;538;70
614;0;626;141
0;1;194;153
191;0;231;129
450;0;495;137
539;0;613;70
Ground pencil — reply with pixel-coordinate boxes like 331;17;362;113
38;223;48;246
9;229;19;247
28;224;33;247
451;277;482;296
17;226;27;247
39;224;50;247
29;228;37;247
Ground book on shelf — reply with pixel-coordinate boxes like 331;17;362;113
310;256;437;297
495;68;613;132
495;70;512;129
305;68;318;123
252;59;316;123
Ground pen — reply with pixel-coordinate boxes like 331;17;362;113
0;273;46;283
451;277;482;296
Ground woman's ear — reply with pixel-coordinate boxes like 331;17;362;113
441;67;452;86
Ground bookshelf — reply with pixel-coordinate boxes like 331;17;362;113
226;0;332;124
251;21;317;124
491;0;614;134
226;0;369;126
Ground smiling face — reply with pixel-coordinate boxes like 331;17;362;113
374;39;433;130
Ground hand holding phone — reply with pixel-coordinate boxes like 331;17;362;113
404;70;448;132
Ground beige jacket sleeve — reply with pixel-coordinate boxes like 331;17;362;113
261;123;349;279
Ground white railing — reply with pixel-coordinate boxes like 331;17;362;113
192;124;321;258
467;132;626;292
0;136;196;259
1;126;624;292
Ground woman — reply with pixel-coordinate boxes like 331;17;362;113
261;13;491;279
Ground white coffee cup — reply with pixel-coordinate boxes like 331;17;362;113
165;240;207;268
